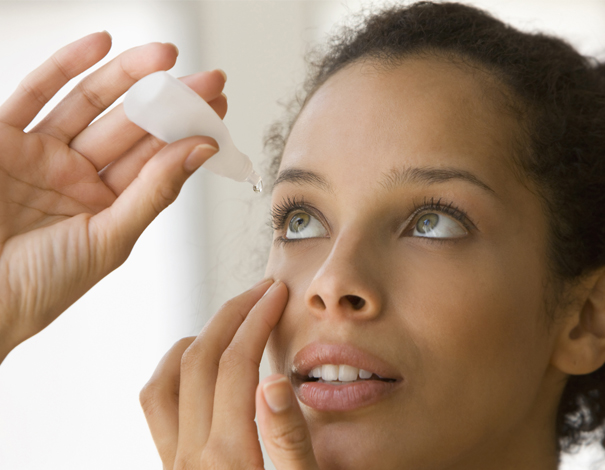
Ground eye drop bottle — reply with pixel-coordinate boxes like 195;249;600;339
123;71;262;192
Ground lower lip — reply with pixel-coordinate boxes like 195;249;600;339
295;380;401;412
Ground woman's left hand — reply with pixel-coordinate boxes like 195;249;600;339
140;279;320;470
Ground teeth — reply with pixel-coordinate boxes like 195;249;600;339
322;364;339;381
306;364;375;382
339;364;358;381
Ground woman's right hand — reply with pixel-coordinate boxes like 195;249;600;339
0;32;227;363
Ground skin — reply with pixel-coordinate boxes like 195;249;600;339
262;58;602;469
0;32;224;362
0;32;318;470
4;34;605;470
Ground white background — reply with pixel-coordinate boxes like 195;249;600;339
0;1;603;469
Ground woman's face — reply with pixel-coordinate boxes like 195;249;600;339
264;58;566;470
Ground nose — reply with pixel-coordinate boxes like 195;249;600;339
304;235;383;321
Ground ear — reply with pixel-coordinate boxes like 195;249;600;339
551;269;605;375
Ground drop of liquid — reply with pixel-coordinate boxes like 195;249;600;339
253;179;263;193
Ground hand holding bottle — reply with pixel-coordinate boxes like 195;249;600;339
0;32;225;363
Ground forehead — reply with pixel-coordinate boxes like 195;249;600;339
280;57;521;197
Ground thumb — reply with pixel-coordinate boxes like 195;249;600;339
257;374;320;470
89;136;218;270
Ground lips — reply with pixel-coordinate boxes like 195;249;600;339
290;342;404;412
292;343;403;380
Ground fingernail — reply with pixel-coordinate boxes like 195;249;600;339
184;144;218;173
250;278;273;291
263;376;292;413
220;92;228;101
102;30;112;40
164;42;179;55
215;69;227;82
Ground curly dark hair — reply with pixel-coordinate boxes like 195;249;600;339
262;1;605;455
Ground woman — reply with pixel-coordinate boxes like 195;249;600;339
1;2;604;469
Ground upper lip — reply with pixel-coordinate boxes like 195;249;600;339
292;342;403;381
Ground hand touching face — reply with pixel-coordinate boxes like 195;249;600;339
140;280;321;470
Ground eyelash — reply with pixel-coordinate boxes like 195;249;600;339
269;196;474;246
409;196;474;232
269;196;316;230
269;196;322;247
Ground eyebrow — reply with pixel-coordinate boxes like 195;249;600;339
273;165;496;196
273;168;334;193
380;166;496;195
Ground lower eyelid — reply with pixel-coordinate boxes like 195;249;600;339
274;236;326;247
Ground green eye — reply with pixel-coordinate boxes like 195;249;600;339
412;212;467;239
416;213;439;234
285;211;328;240
288;212;310;233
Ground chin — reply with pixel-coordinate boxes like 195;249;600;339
303;414;406;470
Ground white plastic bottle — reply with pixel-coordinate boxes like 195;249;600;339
123;71;262;192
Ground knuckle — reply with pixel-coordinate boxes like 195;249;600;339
180;344;205;372
199;442;226;470
138;382;164;416
197;455;220;470
51;54;72;81
217;297;247;323
217;347;260;379
145;135;166;155
268;422;312;455
19;79;48;106
77;80;108;111
218;346;244;371
174;336;196;350
218;296;240;312
117;56;137;83
151;184;179;214
200;442;264;470
174;454;200;470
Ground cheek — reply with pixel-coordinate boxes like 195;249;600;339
404;251;543;360
395;238;552;432
265;244;324;297
265;245;326;372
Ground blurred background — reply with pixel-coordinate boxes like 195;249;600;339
0;1;603;469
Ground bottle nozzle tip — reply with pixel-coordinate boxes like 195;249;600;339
246;171;263;193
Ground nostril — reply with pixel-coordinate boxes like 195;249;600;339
344;295;366;310
310;294;326;310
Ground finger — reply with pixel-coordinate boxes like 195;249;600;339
174;279;274;454
70;69;228;172
88;136;218;274
257;375;320;470
0;31;111;130
99;133;167;196
208;282;289;443
139;337;196;468
31;41;179;143
209;93;228;120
